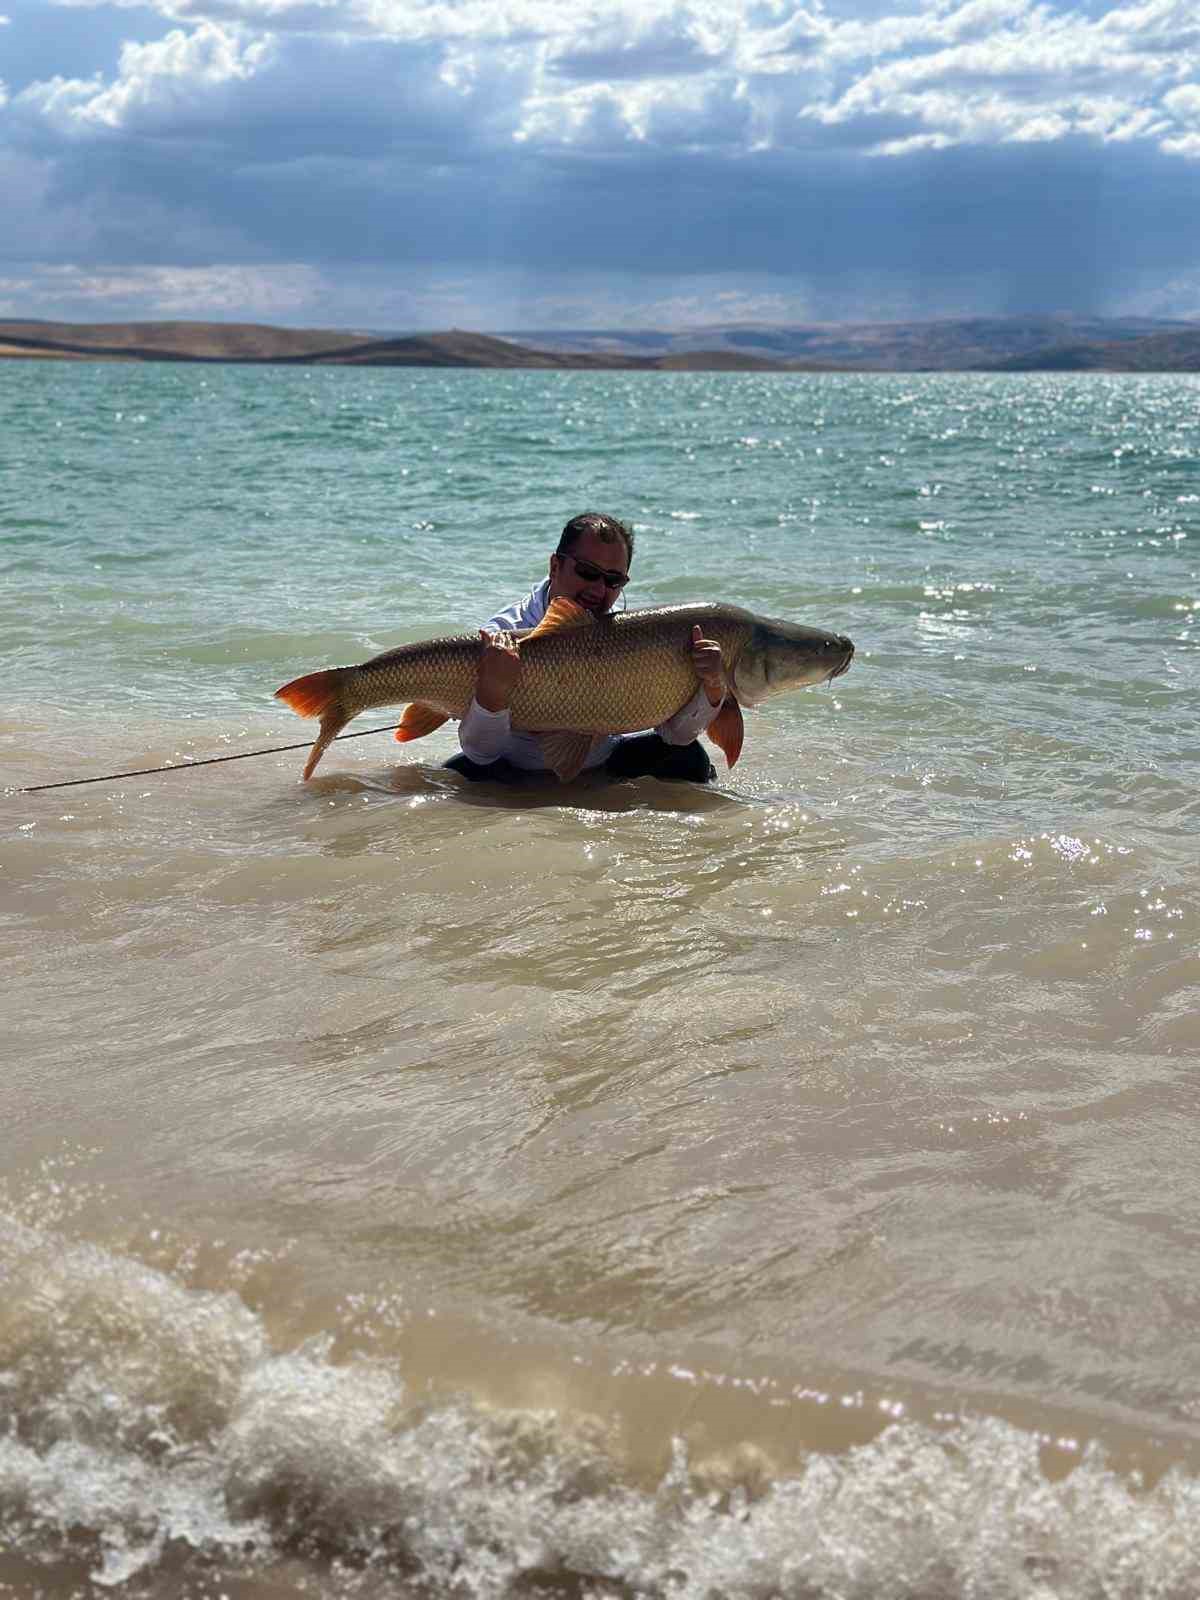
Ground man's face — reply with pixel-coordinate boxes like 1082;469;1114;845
548;530;631;615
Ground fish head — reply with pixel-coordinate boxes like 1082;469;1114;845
731;616;854;706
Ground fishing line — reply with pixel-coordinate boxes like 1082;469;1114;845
19;724;403;793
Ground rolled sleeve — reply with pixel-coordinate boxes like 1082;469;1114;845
459;698;514;765
655;685;723;746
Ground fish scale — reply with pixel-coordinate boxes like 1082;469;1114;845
505;605;745;730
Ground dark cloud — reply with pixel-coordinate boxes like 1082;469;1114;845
12;103;1200;317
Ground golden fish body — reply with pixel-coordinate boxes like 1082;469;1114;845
276;599;853;781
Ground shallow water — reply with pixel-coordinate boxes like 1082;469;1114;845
2;362;1199;1597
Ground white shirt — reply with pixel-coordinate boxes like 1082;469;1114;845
458;580;720;771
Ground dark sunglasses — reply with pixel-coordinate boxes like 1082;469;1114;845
563;552;630;589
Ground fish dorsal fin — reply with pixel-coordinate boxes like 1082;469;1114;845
522;597;596;642
538;730;599;783
394;702;450;743
704;697;744;769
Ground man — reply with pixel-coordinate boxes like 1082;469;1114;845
445;512;725;783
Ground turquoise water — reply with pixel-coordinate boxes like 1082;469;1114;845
8;363;1198;810
3;359;1200;1598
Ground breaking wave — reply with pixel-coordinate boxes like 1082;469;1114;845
3;1214;1199;1598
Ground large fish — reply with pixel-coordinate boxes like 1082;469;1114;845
275;598;854;782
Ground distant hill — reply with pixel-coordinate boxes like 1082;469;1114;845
2;316;1198;371
0;321;806;371
982;329;1200;373
0;319;362;361
511;316;1200;371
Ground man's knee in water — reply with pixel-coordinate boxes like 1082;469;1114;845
447;740;714;785
444;752;525;784
605;735;715;784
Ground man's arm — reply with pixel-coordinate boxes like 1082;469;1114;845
656;625;726;745
458;629;521;764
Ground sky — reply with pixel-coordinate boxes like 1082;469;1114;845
1;0;1199;329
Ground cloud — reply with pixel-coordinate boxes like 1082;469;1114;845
16;22;274;132
12;0;1200;160
799;0;1200;157
0;259;325;315
2;0;1199;325
1164;82;1200;119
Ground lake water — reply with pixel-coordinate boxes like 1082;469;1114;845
3;359;1199;1598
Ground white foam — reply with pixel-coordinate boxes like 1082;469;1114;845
3;1216;1200;1596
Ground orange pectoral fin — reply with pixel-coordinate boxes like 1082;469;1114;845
704;697;744;769
394;702;450;743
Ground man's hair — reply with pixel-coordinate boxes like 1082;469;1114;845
556;512;634;565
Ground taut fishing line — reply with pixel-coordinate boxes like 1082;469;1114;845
18;724;403;793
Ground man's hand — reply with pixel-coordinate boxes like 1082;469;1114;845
691;624;725;706
476;629;522;712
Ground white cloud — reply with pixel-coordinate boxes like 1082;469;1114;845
513;71;753;148
1070;99;1166;140
1159;130;1200;154
1164;83;1200;120
7;0;1195;164
794;0;1199;157
1007;110;1071;140
17;21;273;130
818;0;1036;67
870;130;952;153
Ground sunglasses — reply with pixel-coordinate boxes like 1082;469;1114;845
563;552;630;589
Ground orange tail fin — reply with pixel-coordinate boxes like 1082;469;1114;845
275;668;350;780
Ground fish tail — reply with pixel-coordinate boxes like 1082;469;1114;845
275;667;352;780
275;668;339;719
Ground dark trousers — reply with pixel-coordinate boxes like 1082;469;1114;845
445;734;715;785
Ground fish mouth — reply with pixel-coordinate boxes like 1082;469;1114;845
828;638;854;680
